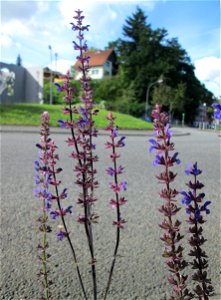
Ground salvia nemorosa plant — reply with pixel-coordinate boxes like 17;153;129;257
212;102;221;120
34;112;53;300
36;9;127;300
181;163;214;299
55;9;99;300
34;8;216;300
103;112;127;299
149;104;193;300
35;112;88;300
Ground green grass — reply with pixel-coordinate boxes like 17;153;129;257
0;103;153;130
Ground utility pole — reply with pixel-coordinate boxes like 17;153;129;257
48;45;53;105
145;79;163;119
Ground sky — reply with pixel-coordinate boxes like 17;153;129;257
1;0;220;97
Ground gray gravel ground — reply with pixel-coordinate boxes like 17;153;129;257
0;127;220;300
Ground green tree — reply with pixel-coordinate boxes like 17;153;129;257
16;54;22;66
107;7;215;121
118;7;169;111
152;82;186;121
92;66;139;115
43;80;81;104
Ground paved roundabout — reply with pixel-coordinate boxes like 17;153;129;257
1;127;220;299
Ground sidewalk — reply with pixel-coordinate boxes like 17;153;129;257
0;124;190;137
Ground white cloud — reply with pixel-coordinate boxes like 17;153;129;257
194;56;220;97
15;42;22;49
1;1;51;43
59;0;155;20
1;1;39;22
36;1;50;14
58;1;120;49
1;18;31;52
2;19;32;37
1;32;13;47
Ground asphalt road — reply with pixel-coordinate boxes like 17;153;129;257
1;128;220;300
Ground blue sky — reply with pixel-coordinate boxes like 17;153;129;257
1;0;220;97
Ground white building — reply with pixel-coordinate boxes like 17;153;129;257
74;49;117;80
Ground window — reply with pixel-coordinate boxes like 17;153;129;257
91;69;99;75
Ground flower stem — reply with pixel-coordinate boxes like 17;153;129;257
41;204;50;300
192;175;209;300
104;130;121;300
163;131;183;300
51;165;88;300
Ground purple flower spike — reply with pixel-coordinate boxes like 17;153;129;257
56;10;99;299
148;138;158;153
201;200;211;214
116;136;126;147
60;188;68;199
50;210;59;220
73;41;80;50
54;82;61;92
65;205;73;215
57;230;66;241
57;120;66;128
36;112;70;216
185;162;202;176
117;165;124;175
112;127;118;138
181;162;214;298
121;181;127;191
212;102;221;119
153;154;163;167
104;111;128;298
180;191;193;205
79;107;89;125
171;152;181;165
150;104;192;299
35;111;53;298
35;160;40;171
106;167;115;177
165;123;172;138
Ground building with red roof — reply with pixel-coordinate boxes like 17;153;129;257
74;49;118;80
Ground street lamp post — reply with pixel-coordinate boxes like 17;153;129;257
48;45;53;105
202;102;207;130
55;52;58;72
145;79;163;119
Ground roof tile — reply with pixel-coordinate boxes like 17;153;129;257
75;49;113;68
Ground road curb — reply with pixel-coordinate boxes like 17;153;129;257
0;125;191;137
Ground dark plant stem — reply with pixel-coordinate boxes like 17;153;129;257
51;167;88;300
68;101;97;300
82;171;97;300
191;175;209;300
77;35;97;300
163;132;183;300
181;162;214;299
37;125;52;300
149;104;192;300
41;204;50;300
104;130;121;300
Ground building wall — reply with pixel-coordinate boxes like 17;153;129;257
89;66;104;79
25;67;43;103
75;66;104;80
103;61;112;77
0;62;43;104
0;62;25;103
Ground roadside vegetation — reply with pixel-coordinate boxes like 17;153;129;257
0;104;153;130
